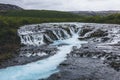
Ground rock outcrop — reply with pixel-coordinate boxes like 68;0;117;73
45;23;120;80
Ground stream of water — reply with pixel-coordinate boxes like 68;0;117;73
0;23;87;80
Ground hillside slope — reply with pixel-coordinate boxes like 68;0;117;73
0;10;81;18
70;11;120;16
0;3;23;11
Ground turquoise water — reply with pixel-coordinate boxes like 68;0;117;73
0;33;86;80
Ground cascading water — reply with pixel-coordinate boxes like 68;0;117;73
0;23;87;80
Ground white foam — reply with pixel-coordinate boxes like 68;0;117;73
0;24;87;80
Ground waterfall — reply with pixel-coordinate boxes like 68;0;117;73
19;34;44;46
44;34;54;42
18;23;82;46
61;29;70;38
0;23;87;80
52;30;60;40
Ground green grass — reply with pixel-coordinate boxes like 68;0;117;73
0;10;81;18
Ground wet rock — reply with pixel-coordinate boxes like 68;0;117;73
60;62;70;66
47;58;120;80
46;23;120;79
87;29;108;38
105;60;120;71
80;25;94;36
101;37;110;42
0;45;58;69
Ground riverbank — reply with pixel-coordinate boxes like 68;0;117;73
0;45;57;69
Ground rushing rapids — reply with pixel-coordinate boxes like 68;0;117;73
18;23;83;46
0;23;120;80
0;23;87;80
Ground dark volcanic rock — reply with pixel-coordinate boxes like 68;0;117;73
79;25;94;36
46;58;120;80
45;23;120;80
88;29;108;38
0;45;57;69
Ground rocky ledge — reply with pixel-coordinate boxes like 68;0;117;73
0;45;57;69
46;23;120;80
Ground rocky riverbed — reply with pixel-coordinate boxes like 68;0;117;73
45;23;120;80
0;23;120;80
0;45;57;69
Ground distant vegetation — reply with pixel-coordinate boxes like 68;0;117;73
0;10;81;18
83;14;120;24
70;11;120;16
0;10;120;61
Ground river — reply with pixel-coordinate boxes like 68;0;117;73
0;23;87;80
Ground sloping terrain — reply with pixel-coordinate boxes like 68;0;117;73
70;11;120;16
0;3;23;11
0;10;81;18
